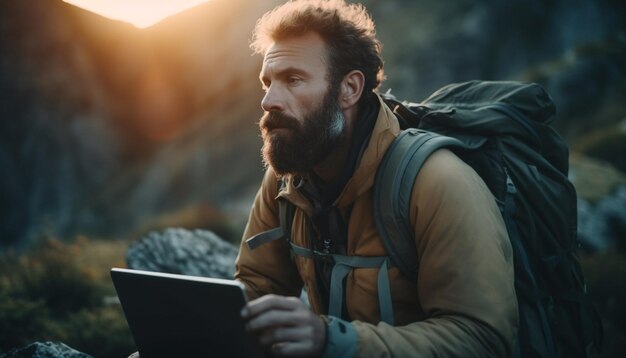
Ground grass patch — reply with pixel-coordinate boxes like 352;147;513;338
1;235;624;357
0;237;135;357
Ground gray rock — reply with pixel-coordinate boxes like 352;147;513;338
577;186;626;252
1;341;92;358
596;186;626;248
578;198;611;252
126;228;238;279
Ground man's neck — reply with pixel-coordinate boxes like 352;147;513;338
311;137;351;183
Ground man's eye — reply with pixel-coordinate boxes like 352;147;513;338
287;77;301;85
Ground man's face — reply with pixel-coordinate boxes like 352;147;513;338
258;32;346;176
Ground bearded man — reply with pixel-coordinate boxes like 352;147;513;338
236;1;518;357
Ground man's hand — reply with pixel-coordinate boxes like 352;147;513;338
241;294;326;357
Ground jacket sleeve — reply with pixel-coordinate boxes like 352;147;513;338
234;168;303;300
352;149;518;357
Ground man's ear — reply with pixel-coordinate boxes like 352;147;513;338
339;70;365;109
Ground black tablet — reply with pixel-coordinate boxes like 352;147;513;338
110;268;264;357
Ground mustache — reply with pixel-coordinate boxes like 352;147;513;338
259;111;299;132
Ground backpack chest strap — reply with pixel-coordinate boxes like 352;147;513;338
289;242;395;326
246;227;284;250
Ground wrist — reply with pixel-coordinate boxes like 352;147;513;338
319;315;357;358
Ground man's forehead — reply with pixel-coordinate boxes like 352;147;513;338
262;33;328;68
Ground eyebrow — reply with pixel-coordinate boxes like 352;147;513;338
259;66;310;85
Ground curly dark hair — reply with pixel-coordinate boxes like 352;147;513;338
250;0;385;102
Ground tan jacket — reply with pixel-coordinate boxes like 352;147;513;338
235;95;518;357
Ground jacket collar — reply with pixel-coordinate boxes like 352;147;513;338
277;94;400;216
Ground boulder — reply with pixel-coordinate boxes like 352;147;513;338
1;341;92;358
578;186;626;252
570;154;626;252
126;228;238;279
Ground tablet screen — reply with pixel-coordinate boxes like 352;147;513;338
111;268;264;357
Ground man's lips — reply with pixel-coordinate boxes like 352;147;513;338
262;122;295;132
263;127;292;138
267;124;293;131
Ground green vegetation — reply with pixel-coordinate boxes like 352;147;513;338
1;236;625;357
0;238;135;357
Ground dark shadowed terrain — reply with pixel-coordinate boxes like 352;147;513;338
0;0;625;356
1;0;624;249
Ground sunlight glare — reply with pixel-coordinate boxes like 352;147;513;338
63;0;210;28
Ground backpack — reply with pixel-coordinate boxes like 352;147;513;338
247;80;603;357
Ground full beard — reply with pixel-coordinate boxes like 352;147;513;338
259;86;346;177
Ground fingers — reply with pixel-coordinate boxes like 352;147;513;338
260;328;322;357
246;305;308;331
241;294;302;319
240;294;326;357
258;325;311;346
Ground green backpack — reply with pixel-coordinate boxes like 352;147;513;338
247;80;603;357
378;80;602;357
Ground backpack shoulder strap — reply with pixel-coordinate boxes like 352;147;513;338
246;180;296;250
373;128;484;281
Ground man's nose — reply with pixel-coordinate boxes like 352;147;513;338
261;85;284;112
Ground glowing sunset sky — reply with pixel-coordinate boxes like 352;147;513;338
63;0;210;28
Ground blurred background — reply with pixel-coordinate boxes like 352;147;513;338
0;0;624;356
